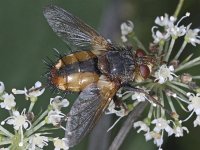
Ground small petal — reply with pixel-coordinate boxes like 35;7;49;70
0;82;5;94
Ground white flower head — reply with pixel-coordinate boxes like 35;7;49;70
121;20;134;42
29;134;48;150
12;81;45;99
185;27;200;46
144;131;163;148
53;138;69;150
1;109;31;130
121;20;134;35
187;93;200;115
193;115;200;127
106;100;127;117
0;93;16;110
167;25;187;38
173;124;189;137
154;65;177;84
0;81;5;94
155;13;176;28
167;12;190;39
131;86;150;102
47;110;65;126
50;96;69;111
152;118;174;136
151;27;170;43
134;121;150;133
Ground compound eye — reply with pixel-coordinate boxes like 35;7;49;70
136;49;146;57
139;64;150;79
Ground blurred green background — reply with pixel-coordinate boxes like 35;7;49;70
0;0;200;150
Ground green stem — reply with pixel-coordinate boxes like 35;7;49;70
192;76;200;79
165;38;176;61
28;102;35;112
32;109;49;127
171;81;190;89
0;139;11;145
174;41;187;60
25;120;46;137
159;89;165;117
166;96;176;112
133;36;147;53
0;125;13;137
175;56;200;72
173;0;185;18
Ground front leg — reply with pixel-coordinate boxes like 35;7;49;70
123;84;172;115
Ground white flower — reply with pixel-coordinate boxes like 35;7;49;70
12;81;45;99
0;93;16;110
152;118;174;136
152;27;170;43
154;65;177;84
29;134;48;150
121;20;134;42
106;100;127;117
131;87;150;102
155;13;176;28
193;115;200;127
187;93;200;115
53;138;69;150
173;125;189;137
167;12;190;38
185;28;200;46
0;81;5;94
1;109;31;130
144;131;163;147
134;121;150;133
50;96;69;111
121;20;134;35
167;25;186;38
47;110;65;126
121;35;128;42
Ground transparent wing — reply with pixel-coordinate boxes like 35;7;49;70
65;76;118;147
43;5;111;51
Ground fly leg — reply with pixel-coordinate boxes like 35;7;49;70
123;85;172;116
113;95;128;112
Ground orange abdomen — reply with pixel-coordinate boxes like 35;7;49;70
49;51;100;92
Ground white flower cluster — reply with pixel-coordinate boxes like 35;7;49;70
0;81;70;150
117;11;200;150
152;12;200;46
134;119;188;149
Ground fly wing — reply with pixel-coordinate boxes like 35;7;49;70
65;75;119;147
43;5;112;51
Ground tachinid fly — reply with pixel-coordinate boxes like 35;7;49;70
43;5;155;147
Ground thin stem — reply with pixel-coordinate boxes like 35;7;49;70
0;139;11;145
173;0;185;18
32;109;48;127
166;82;187;95
175;56;200;72
132;35;147;53
165;38;176;61
0;125;13;137
174;41;187;60
28;102;35;112
108;101;148;150
166;96;176;112
25;120;46;137
192;76;200;79
159;89;165;117
171;81;190;89
147;104;154;119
